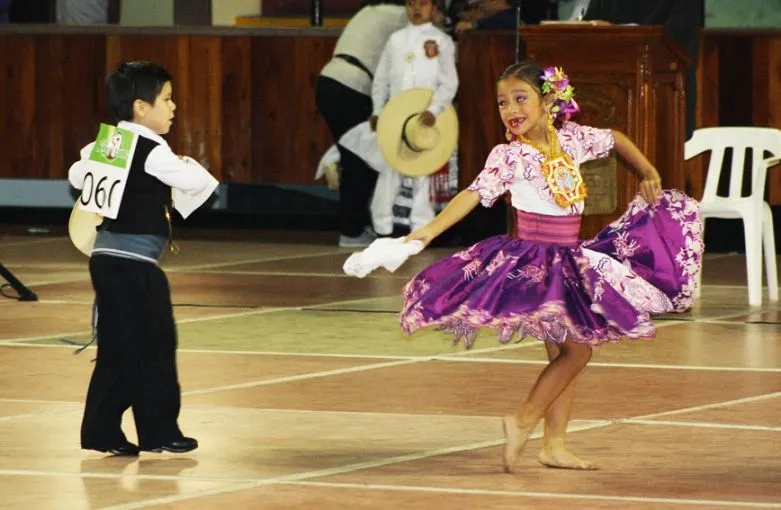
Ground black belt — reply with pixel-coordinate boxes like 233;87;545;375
334;54;373;80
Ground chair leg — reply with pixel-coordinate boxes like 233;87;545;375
762;203;778;302
743;216;763;307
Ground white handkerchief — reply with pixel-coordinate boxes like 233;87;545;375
343;237;425;278
315;144;340;180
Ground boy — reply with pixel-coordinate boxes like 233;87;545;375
68;61;218;456
369;0;458;236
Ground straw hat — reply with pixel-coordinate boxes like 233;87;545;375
68;204;102;256
376;88;458;178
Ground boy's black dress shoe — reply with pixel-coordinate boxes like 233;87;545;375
85;442;140;457
145;437;198;453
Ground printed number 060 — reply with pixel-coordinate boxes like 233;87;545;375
79;173;121;209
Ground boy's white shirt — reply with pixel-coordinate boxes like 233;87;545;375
67;121;219;219
371;22;458;117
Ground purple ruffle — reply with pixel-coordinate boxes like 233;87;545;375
400;190;703;349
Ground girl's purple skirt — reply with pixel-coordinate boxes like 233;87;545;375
401;190;703;348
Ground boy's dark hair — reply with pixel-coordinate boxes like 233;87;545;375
106;61;173;123
498;61;544;94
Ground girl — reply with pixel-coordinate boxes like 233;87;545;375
402;61;703;472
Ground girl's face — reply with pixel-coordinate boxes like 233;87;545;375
496;76;549;140
407;0;434;25
133;81;177;135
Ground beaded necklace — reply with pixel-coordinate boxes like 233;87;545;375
518;123;588;208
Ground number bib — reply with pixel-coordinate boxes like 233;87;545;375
77;124;138;219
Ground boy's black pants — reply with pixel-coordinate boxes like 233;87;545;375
81;255;183;450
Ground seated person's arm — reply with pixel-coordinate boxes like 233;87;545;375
475;8;517;29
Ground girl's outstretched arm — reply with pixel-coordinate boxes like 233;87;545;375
612;130;662;204
407;189;481;246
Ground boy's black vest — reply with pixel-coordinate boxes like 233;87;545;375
100;137;172;237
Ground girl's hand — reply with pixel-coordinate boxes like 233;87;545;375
639;169;662;205
406;226;437;247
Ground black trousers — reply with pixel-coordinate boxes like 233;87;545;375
315;76;378;238
81;255;183;450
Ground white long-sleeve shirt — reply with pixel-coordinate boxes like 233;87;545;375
372;22;458;117
319;5;408;96
68;121;218;219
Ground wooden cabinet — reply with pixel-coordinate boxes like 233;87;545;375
457;25;690;238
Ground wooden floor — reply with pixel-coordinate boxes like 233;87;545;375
0;226;780;510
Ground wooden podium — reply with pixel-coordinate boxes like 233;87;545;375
456;25;691;239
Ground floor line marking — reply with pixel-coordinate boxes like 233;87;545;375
98;421;610;510
437;356;781;373
0;249;349;289
2;398;779;509
624;418;781;432
0;294;401;345
182;269;407;279
631;392;781;421
170;249;349;272
284;481;781;509
180;342;537;397
0;237;67;248
0;405;81;423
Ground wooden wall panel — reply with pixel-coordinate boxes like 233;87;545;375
455;31;515;191
250;35;336;184
33;36;64;181
62;35;108;170
0;27;779;209
5;36;36;179
0;37;6;174
692;30;781;204
220;37;253;182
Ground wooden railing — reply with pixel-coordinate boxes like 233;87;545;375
0;25;778;202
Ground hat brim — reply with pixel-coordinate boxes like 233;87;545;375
376;88;458;178
68;204;102;256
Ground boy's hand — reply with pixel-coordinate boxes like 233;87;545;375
406;226;437;247
369;115;378;131
419;111;436;127
639;169;662;205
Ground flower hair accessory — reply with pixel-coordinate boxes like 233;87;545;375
540;67;580;122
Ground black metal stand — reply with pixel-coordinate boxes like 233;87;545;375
515;2;525;63
0;262;38;301
310;0;322;26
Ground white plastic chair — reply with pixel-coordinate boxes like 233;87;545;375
685;127;781;306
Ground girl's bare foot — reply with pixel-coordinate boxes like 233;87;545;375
501;415;534;473
538;445;599;470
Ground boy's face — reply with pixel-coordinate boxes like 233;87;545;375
407;0;434;25
133;81;176;135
